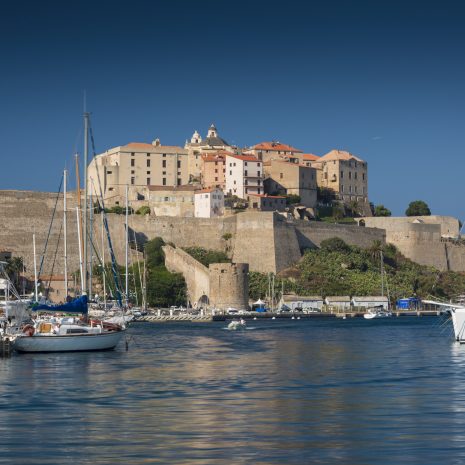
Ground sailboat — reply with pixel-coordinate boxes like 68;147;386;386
363;250;392;319
11;112;126;353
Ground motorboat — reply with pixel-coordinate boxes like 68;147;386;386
227;318;247;330
363;306;392;319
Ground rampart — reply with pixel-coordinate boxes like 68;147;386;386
163;245;249;309
1;190;464;276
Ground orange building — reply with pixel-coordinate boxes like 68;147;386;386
200;151;227;189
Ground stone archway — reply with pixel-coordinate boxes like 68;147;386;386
196;294;209;309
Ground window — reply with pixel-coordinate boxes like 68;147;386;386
257;188;261;194
131;170;135;174
147;160;151;167
340;171;343;179
162;171;166;175
147;153;150;157
131;152;135;157
215;177;218;181
257;171;260;177
107;170;112;174
245;180;248;185
177;160;181;168
349;185;352;193
215;169;218;173
162;160;166;168
341;185;344;193
245;170;248;176
177;178;181;186
147;178;151;185
280;173;283;179
362;173;365;180
355;172;358;180
229;170;232;175
164;197;169;201
162;153;166;157
131;159;135;167
245;162;248;166
257;179;261;186
245;188;248;194
147;171;150;175
109;187;114;191
162;178;166;186
349;172;352;179
131;177;135;185
355;186;358;193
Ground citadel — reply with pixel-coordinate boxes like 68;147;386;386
0;124;464;308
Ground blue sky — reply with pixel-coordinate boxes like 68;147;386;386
1;0;464;221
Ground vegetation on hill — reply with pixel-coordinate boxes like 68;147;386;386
249;237;465;303
183;247;230;267
374;204;392;217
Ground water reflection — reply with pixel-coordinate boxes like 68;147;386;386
1;318;465;464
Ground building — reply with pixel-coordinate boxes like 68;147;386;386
200;152;227;189
352;296;389;310
263;159;317;208
225;154;263;199
185;124;236;179
325;296;352;310
245;141;303;163
247;194;286;212
147;185;198;217
194;188;224;218
301;153;320;167
87;139;189;206
279;295;324;312
312;150;369;208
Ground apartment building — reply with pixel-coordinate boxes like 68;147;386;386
87;139;189;205
312;150;368;205
200;152;227;189
263;159;317;208
225;154;263;199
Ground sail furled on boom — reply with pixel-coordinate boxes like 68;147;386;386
32;295;88;314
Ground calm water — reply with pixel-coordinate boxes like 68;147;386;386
1;317;464;465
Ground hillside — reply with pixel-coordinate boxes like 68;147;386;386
250;237;465;301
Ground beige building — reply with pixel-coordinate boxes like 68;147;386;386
200;152;227;189
194;188;224;218
87;139;189;205
245;141;303;163
247;194;286;212
312;150;369;207
263;159;317;208
185;124;236;179
147;185;198;217
225;154;263;199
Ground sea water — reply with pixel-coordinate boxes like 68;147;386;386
1;317;464;465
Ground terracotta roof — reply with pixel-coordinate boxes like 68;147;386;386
252;142;303;153
248;194;286;199
319;150;364;162
201;153;227;162
148;185;199;192
227;154;260;162
302;153;320;161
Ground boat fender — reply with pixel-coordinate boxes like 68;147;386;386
22;325;35;337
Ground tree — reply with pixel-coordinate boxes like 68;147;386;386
136;206;151;215
320;237;351;253
285;194;301;205
374;205;391;217
346;200;361;217
145;237;166;268
406;200;431;216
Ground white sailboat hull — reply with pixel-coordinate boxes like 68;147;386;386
12;330;125;353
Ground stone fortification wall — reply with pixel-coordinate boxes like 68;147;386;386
162;245;210;304
209;263;249;310
293;221;386;250
163;245;249;309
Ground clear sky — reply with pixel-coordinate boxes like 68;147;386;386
1;0;464;221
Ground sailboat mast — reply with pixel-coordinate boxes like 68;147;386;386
89;191;93;299
63;168;68;297
76;207;85;292
125;184;129;306
101;211;106;310
83;112;89;296
33;233;38;302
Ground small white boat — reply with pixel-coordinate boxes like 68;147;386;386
227;319;246;330
363;307;392;319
